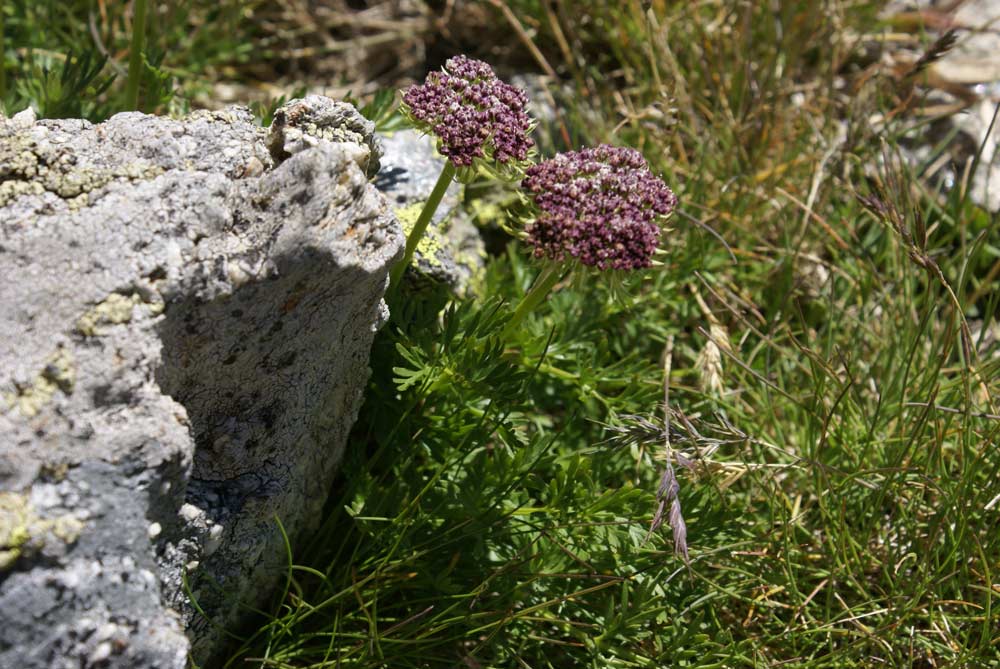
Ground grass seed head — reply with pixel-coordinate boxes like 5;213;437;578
696;322;731;396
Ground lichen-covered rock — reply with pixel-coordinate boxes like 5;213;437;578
268;95;383;177
375;129;485;296
0;100;403;667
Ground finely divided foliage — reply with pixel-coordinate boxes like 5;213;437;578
402;55;534;167
523;145;677;270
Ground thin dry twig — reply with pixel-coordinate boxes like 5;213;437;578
486;0;558;80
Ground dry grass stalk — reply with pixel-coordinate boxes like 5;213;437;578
645;335;689;564
902;28;960;82
858;143;997;415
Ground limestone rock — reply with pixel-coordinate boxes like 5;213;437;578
0;100;403;667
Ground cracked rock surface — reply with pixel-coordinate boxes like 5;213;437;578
0;98;403;667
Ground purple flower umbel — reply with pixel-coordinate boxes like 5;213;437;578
522;145;677;271
402;55;533;168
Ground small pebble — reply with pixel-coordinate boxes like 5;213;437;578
178;503;203;522
12;107;37;129
88;641;112;664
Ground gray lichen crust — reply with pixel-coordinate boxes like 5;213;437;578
0;100;403;668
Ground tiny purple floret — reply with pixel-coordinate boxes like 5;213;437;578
522;145;678;271
403;55;534;167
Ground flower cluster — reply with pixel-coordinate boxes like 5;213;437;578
522;145;677;271
402;55;533;168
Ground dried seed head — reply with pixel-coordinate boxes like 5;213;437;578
521;145;677;271
649;462;689;564
696;322;730;396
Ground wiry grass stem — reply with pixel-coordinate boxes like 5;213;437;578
124;0;148;111
0;0;7;103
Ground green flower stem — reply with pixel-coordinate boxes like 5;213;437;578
389;160;456;291
124;0;149;111
501;263;565;340
1;0;7;102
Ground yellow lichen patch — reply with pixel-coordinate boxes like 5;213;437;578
76;293;142;337
303;121;366;147
190;108;245;125
395;202;445;268
3;347;76;418
0;140;42;182
0;180;45;207
395;202;422;236
0;493;31;570
66;193;90;211
467;198;507;228
43;163;165;200
452;244;488;298
1;122;166;207
0;492;83;572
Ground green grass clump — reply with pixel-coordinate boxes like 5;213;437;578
225;2;999;667
0;0;258;119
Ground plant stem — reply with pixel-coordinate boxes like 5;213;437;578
389;160;456;291
0;0;8;106
0;0;7;103
124;0;148;111
501;263;565;340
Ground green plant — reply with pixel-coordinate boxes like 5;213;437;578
230;2;1000;666
10;50;114;119
1;0;259;120
5;1;998;666
502;144;678;340
1;0;8;103
388;55;536;293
